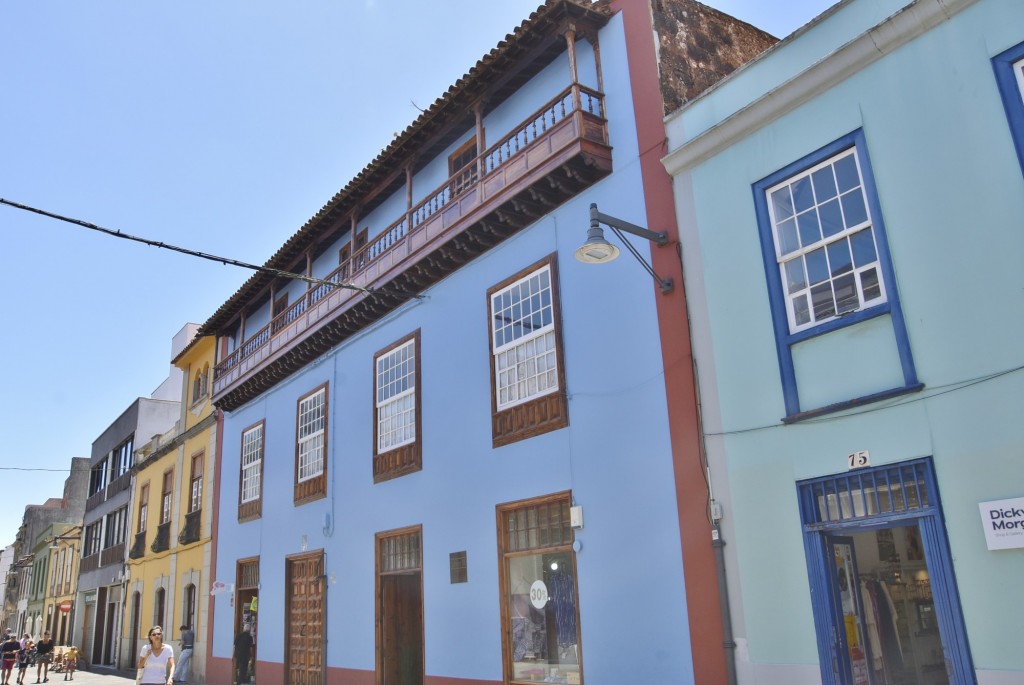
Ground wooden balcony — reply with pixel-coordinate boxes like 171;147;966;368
179;509;201;545
129;532;146;560
151;522;171;553
99;542;125;568
213;85;611;410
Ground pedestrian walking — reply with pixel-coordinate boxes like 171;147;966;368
60;646;79;681
231;625;252;685
1;632;20;685
33;631;54;683
171;625;192;684
16;637;33;685
136;626;174;685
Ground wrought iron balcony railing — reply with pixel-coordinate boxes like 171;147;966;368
151;522;171;553
179;509;201;545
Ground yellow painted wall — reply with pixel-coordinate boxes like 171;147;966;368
122;336;217;683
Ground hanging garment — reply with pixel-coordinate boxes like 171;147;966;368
549;571;577;648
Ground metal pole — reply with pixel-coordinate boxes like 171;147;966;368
712;524;738;685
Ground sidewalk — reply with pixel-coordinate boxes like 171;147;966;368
16;669;136;684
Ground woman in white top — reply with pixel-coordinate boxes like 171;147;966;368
137;626;175;685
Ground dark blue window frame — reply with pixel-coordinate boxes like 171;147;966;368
993;41;1024;176
753;130;920;419
796;458;976;685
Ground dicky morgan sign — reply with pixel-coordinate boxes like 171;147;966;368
979;496;1024;551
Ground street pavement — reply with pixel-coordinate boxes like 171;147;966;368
9;670;136;685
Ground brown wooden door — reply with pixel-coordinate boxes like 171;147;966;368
380;573;423;685
285;552;325;685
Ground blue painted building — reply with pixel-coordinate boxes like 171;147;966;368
664;0;1024;683
200;1;775;684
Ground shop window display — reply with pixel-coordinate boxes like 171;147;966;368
499;495;581;685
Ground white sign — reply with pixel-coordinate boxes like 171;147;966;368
847;450;871;469
979;496;1024;551
529;580;549;609
210;580;235;596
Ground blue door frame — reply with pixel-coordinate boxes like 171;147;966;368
797;457;976;685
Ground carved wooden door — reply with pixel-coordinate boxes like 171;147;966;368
286;552;325;685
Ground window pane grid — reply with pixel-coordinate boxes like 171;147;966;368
767;149;886;332
492;267;554;352
378;393;416;451
495;330;558;409
380;532;421;572
297;390;325;482
376;340;415;404
491;267;559;410
238;560;259;589
505;500;571;552
241;426;263;503
376;341;416;451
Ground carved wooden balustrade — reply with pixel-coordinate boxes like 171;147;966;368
213;84;610;408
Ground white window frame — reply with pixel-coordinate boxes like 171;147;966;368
297;388;326;483
189;452;204;513
490;264;559;410
765;146;887;334
240;424;264;504
375;339;417;452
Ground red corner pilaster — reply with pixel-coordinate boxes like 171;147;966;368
609;0;727;682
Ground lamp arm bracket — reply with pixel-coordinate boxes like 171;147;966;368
591;205;668;246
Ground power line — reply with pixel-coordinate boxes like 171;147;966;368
703;362;1024;437
0;197;379;296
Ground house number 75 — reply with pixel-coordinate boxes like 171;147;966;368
847;450;871;469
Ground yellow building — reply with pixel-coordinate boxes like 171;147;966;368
44;524;81;647
124;330;217;683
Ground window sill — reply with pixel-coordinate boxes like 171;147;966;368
782;383;925;424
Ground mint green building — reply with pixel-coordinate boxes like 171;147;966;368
664;0;1024;683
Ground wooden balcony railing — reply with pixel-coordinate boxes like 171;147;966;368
179;509;201;545
214;84;610;404
151;522;171;553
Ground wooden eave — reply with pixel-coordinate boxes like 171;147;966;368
199;0;609;336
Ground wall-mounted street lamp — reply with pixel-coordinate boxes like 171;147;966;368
48;534;79;550
7;560;33;577
574;203;674;294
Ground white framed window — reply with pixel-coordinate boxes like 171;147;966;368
240;423;264;504
297;387;326;482
189;452;204;513
160;471;173;524
376;339;416;452
490;264;558;410
765;147;886;333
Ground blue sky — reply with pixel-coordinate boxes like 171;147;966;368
0;0;837;547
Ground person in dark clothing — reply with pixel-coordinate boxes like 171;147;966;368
232;625;253;685
34;632;54;683
0;633;20;685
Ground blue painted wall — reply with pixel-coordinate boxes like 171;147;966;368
214;13;698;684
